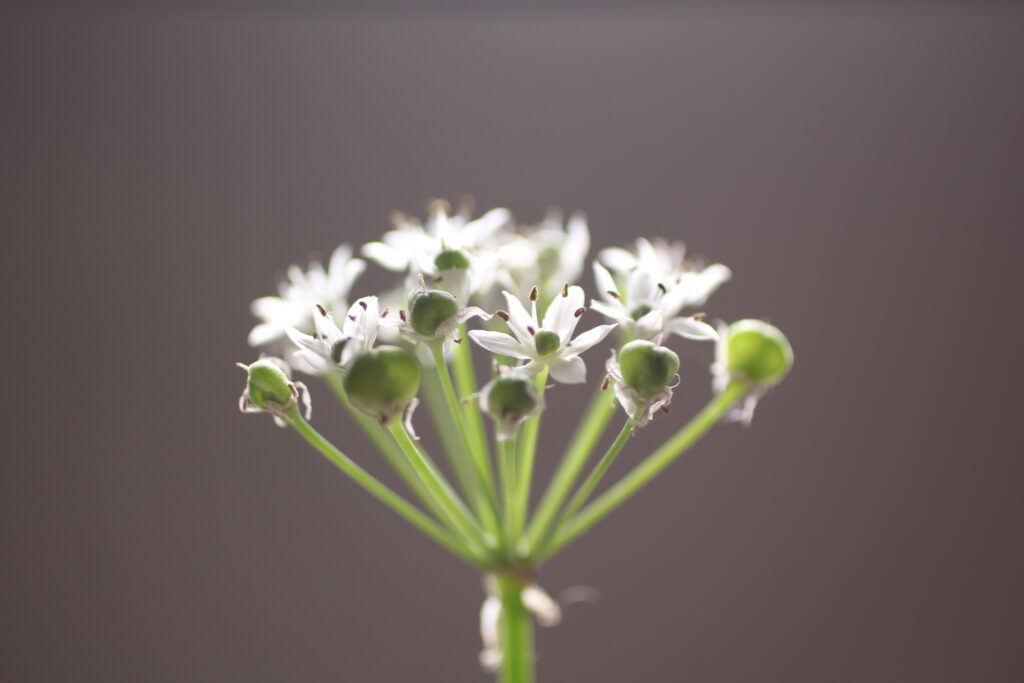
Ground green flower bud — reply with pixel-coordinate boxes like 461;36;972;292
434;249;471;271
533;330;560;357
343;346;421;421
409;289;460;338
617;340;680;400
724;319;793;385
480;374;543;440
244;358;294;408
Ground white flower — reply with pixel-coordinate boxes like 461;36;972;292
489;209;590;304
604;351;677;427
598;237;688;280
248;245;366;347
469;285;617;384
362;199;513;305
591;261;724;342
285;296;380;375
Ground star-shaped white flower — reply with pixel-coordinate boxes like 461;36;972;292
469;285;617;384
285;296;380;375
598;237;689;281
248;245;366;347
590;262;724;342
362;199;513;305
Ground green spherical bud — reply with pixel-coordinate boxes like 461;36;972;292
617;340;680;400
408;289;460;338
434;249;471;271
533;330;560;357
245;358;294;408
629;303;654;321
485;376;540;420
343;346;421;421
725;319;793;385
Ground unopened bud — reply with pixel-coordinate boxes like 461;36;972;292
617;340;680;400
480;374;543;440
343;346;421;421
724;319;793;386
243;358;294;408
409;289;460;338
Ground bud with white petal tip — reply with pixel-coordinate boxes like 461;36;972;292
480;373;544;441
617;340;680;400
238;357;311;424
723;319;793;387
343;346;421;422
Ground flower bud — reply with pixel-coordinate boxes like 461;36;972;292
724;319;793;386
343;346;421;421
243;358;294;408
480;373;544;440
434;249;471;271
408;289;460;338
617;340;680;400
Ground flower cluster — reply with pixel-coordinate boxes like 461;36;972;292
236;199;793;680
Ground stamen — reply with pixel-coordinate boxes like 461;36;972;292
382;308;390;317
692;312;706;321
358;300;368;310
661;406;670;415
454;337;462;344
316;304;327;317
289;383;298;397
527;326;536;336
399;309;407;322
348;315;356;321
529;286;539;302
496;310;510;322
657;282;667;295
561;284;568;297
607;290;620;300
601;376;610;390
574;307;586;317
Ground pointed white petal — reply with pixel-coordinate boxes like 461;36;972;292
362;241;410;271
502;290;536;342
635;309;665;339
666;316;719;341
468;330;532;359
548;355;587;384
566;323;617;354
589;300;629;323
598;246;637;273
542;285;585;340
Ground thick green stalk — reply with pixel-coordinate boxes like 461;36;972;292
387;420;490;559
499;436;520;558
285;410;483;565
430;342;503;546
540;382;747;559
536;419;635;557
526;383;616;554
497;575;535;683
514;368;548;541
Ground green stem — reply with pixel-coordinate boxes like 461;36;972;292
514;368;548;541
387;420;491;559
453;324;491;467
496;574;535;683
540;382;747;559
420;370;480;504
536;419;635;558
430;342;503;547
499;436;519;558
323;375;444;523
526;383;616;554
285;410;483;565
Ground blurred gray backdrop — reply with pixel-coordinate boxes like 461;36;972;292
3;3;1023;681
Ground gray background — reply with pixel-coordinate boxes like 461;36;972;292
4;3;1023;681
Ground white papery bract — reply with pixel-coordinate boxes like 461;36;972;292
591;261;725;342
286;296;380;375
469;286;616;384
489;209;590;305
362;200;513;305
248;245;366;347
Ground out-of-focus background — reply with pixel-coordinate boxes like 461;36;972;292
4;3;1023;681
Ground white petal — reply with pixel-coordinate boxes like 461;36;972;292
635;309;665;339
592;262;620;302
566;323;617;354
666;316;719;341
626;269;657;308
247;322;282;346
589;299;629;323
362;241;409;271
598;246;637;273
542;285;585;340
502;291;537;343
468;330;532;359
548;355;587;384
